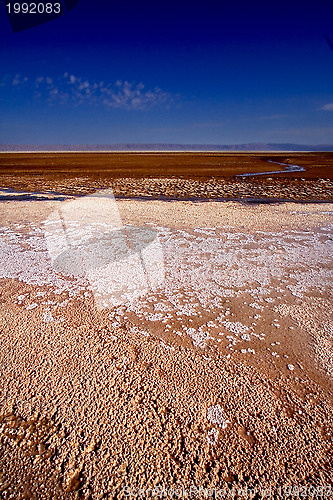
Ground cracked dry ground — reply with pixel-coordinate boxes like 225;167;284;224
0;199;332;499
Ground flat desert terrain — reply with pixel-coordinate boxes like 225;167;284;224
0;153;332;499
0;152;332;201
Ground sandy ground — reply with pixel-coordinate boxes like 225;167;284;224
1;152;333;180
0;153;332;203
0;197;332;499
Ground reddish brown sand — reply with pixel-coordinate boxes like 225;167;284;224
0;152;332;201
0;154;332;499
0;152;333;181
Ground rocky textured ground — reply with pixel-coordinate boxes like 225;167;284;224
0;196;332;499
108;176;333;202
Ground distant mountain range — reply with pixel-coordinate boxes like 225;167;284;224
1;143;333;152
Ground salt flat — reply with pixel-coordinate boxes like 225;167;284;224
0;198;332;497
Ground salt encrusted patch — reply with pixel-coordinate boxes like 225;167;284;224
174;330;182;336
26;303;38;310
0;224;89;294
222;321;248;335
241;334;250;341
249;303;264;311
184;326;210;349
207;405;230;429
153;302;173;312
42;311;54;323
206;321;216;328
146;313;165;322
241;348;255;354
129;325;149;337
1;206;332;363
288;364;295;371
206;428;219;445
193;228;217;236
160;341;175;351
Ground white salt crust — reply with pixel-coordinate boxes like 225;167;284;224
0;201;332;365
206;405;230;429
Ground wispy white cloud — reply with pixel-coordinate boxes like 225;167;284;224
320;103;333;111
98;79;172;110
2;72;174;110
12;74;28;86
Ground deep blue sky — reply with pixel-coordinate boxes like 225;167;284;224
1;0;333;145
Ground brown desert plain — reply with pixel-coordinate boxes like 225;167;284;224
0;153;332;499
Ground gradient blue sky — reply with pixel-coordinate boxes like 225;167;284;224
1;0;333;145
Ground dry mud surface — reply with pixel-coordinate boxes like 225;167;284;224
0;195;332;499
0;152;332;203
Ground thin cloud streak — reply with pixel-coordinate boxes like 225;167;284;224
2;73;174;111
320;103;333;111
